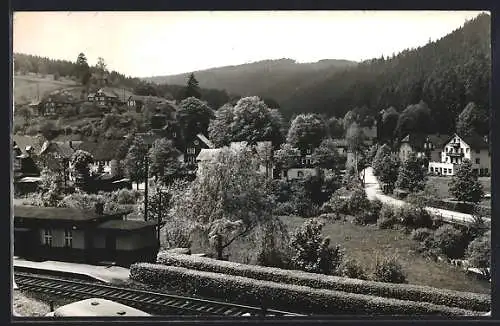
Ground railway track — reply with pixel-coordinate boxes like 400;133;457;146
14;271;304;317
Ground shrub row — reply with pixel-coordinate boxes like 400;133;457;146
130;263;481;316
426;198;491;216
156;252;490;312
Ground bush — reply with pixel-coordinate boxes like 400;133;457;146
373;255;407;284
321;193;349;217
130;263;482;315
432;225;469;259
348;188;370;215
466;231;491;274
273;201;297;216
154;252;490;312
355;199;383;225
411;228;434;243
398;204;433;231
113;188;141;204
340;259;368;280
377;205;399;229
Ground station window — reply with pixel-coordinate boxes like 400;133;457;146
64;229;73;248
476;158;480;164
43;229;52;247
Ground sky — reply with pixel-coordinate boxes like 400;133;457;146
13;11;487;78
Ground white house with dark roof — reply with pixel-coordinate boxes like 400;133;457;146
428;133;490;176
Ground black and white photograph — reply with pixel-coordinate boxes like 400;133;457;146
11;11;491;318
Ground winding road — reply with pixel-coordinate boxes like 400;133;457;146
362;167;490;227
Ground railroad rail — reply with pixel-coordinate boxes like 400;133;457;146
14;271;304;317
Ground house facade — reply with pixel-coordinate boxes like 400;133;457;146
13;205;159;266
88;88;121;107
76;139;125;175
428;133;490;176
398;133;450;163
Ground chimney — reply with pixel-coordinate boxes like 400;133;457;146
95;202;104;215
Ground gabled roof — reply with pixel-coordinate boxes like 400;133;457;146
196;148;223;162
426;134;451;149
452;133;489;150
76;140;125;161
13;135;43;155
39;141;75;158
196;134;215;149
96;88;119;98
13;205;122;222
97;219;157;231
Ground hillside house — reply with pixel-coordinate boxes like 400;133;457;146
127;95;172;113
35;90;81;116
428;133;490;176
88;88;121;107
13;204;159;266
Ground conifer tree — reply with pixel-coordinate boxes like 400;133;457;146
449;159;484;203
395;152;426;193
183;73;202;99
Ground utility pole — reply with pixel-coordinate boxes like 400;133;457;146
157;190;162;243
144;156;149;221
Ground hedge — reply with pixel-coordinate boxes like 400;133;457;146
156;252;490;312
130;263;481;316
426;198;491;216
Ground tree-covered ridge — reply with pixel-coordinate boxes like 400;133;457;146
144;58;358;102
281;13;490;134
13;53;233;110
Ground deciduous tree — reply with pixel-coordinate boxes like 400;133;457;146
178;97;214;140
287;113;328;152
170;147;277;260
148;138;182;185
124;136;148;189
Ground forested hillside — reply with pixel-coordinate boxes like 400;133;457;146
13;54;232;109
281;13;490;134
144;58;358;103
145;13;490;135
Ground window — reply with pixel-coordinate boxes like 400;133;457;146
297;171;304;178
460;148;464;153
43;229;52;247
306;149;312;154
187;148;196;154
64;229;73;248
475;149;480;154
172;132;177;138
194;140;199;145
476;158;480;164
466;148;469;153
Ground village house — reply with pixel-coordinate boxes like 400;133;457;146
13;204;159;266
398;133;451;163
361;122;378;146
428;133;490;176
31;90;82;117
38;140;76;181
183;133;215;166
76;139;125;175
196;141;273;178
87;88;122;107
13;137;42;194
127;95;174;114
